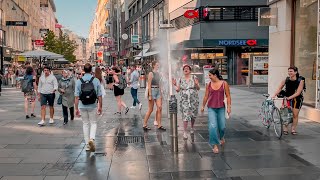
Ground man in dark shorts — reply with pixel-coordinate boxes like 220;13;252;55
37;66;58;126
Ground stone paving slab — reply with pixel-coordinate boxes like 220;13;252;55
0;86;320;179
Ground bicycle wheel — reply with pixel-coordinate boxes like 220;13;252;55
272;107;283;139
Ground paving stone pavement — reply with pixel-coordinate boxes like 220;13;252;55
0;85;320;180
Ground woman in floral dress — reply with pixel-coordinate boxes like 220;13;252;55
173;64;200;139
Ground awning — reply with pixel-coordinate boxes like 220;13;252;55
134;49;149;60
143;51;159;57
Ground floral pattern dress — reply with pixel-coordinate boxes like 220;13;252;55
179;76;199;121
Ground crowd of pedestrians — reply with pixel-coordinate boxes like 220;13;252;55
1;59;305;154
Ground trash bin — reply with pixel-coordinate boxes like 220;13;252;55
140;73;146;88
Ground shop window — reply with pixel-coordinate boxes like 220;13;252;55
294;0;317;106
207;7;259;21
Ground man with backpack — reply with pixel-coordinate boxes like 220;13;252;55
273;66;305;135
37;66;58;126
75;63;102;152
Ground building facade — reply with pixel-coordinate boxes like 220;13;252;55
0;0;61;71
169;0;269;85
63;29;87;63
268;0;320;121
40;0;57;36
88;0;112;65
123;0;168;66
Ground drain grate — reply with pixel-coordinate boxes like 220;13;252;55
116;136;144;145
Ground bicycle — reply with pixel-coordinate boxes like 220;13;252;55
259;94;283;139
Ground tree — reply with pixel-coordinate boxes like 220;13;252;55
43;30;78;63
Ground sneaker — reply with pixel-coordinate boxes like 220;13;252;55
153;121;158;126
190;128;194;134
139;103;142;110
125;107;129;114
183;132;188;140
88;139;96;152
130;106;136;109
38;120;45;126
49;118;54;124
26;115;30;119
31;114;36;118
85;144;90;151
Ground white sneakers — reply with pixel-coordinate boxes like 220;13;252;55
130;106;136;109
37;120;45;126
139;103;142;110
190;128;194;134
37;119;54;126
49;118;54;124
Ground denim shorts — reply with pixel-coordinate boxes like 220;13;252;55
151;88;161;100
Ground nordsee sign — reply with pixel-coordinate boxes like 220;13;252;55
218;40;257;46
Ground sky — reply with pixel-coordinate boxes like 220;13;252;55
54;0;97;38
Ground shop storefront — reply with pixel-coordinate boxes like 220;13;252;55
294;0;318;107
176;39;269;85
269;0;320;121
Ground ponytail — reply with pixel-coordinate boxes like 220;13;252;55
209;69;223;80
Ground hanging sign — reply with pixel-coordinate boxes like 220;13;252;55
184;10;199;19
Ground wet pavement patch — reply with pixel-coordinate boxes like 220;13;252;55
288;153;314;166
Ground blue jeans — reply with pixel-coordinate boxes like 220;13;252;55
208;107;226;146
131;88;140;106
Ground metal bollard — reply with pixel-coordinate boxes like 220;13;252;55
169;95;178;152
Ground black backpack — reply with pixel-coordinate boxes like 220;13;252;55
117;74;127;89
285;76;306;93
21;75;33;93
79;77;97;105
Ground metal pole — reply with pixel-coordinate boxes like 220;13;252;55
0;0;3;74
169;95;178;152
116;0;120;61
165;5;178;153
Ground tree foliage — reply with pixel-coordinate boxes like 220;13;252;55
43;30;78;63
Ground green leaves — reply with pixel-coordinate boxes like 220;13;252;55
43;30;78;63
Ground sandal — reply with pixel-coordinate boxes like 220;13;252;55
291;131;298;135
158;126;166;131
143;126;151;131
283;131;289;135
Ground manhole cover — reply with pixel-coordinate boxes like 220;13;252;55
116;136;144;145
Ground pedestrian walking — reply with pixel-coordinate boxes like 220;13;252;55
37;66;58;126
272;66;305;135
143;61;166;131
23;66;37;119
172;64;200;139
95;67;106;98
106;68;114;90
75;63;102;152
129;65;142;110
58;70;75;125
0;71;3;96
112;66;129;115
201;69;231;154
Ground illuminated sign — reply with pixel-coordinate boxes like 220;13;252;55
184;10;199;19
218;40;257;46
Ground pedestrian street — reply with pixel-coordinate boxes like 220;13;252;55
0;86;320;180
